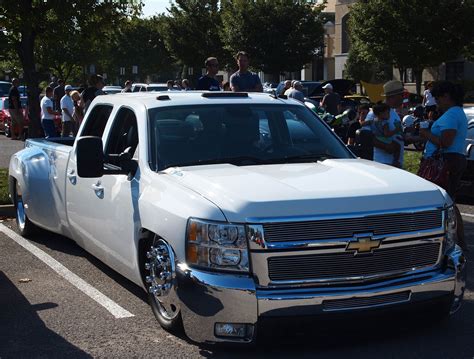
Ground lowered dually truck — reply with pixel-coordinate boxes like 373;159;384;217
9;91;466;344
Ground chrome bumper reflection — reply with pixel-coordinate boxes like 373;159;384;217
175;247;466;344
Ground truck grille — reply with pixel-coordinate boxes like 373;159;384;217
322;291;411;311
263;210;442;242
268;242;440;282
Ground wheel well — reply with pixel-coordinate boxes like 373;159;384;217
8;176;16;206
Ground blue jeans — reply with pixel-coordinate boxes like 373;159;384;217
41;118;56;138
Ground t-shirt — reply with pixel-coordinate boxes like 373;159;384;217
321;92;341;116
60;94;74;122
373;109;404;165
196;75;220;91
423;89;436;107
230;71;261;92
53;85;65;110
8;86;20;110
41;96;55;120
287;88;304;102
424;106;468;158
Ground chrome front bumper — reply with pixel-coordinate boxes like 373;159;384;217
175;246;466;344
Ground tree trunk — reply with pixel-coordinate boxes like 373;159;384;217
414;68;423;95
17;30;42;138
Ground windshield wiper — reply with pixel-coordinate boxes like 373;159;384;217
277;153;338;163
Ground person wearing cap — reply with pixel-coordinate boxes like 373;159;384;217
320;83;341;116
286;81;305;102
60;85;75;137
365;80;405;167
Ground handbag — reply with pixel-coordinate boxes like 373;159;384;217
417;152;449;190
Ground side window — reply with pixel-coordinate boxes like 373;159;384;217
80;105;113;137
105;107;139;159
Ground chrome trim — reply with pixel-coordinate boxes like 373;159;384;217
245;205;444;224
173;248;464;343
251;236;444;287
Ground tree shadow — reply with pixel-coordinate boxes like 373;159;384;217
0;271;91;358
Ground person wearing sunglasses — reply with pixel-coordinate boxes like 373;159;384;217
196;57;221;91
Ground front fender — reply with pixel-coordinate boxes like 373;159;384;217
9;146;62;232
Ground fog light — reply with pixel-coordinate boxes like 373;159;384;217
214;323;253;338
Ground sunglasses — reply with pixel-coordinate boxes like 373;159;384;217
209;63;219;67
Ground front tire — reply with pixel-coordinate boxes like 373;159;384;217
143;235;183;332
13;180;37;237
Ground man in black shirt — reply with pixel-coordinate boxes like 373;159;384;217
196;57;221;91
53;79;65;111
320;83;341;116
8;78;24;140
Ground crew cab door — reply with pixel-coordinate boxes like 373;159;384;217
66;105;140;276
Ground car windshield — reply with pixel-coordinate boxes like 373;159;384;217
148;104;352;171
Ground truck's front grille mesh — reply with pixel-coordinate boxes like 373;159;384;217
263;210;442;242
268;242;440;282
322;291;411;311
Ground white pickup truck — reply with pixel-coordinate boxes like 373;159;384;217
9;91;466;344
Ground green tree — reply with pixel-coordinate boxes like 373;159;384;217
345;44;391;83
220;0;325;81
102;16;176;84
348;0;474;94
0;0;142;137
161;0;230;80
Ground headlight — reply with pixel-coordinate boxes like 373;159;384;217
445;205;457;252
186;218;249;272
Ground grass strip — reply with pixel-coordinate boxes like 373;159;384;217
0;169;11;205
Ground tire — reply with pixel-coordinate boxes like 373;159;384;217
142;235;183;332
12;179;37;237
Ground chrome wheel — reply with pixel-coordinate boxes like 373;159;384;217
15;183;26;231
145;238;180;321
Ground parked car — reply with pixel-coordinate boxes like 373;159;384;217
103;85;122;94
0;81;11;97
131;83;174;92
461;106;474;192
0;96;29;138
9;91;466;345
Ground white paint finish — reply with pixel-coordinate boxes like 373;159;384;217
167;159;446;222
0;223;134;319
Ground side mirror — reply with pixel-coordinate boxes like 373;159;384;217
77;136;104;178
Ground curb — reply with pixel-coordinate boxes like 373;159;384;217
0;204;15;218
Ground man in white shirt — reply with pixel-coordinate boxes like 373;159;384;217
40;86;60;138
60;85;74;137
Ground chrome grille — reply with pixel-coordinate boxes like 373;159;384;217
268;242;440;282
322;291;410;311
263;210;442;242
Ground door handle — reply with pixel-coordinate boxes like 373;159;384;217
67;169;77;185
91;181;104;199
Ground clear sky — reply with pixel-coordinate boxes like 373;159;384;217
140;0;170;17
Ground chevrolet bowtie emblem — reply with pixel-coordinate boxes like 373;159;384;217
346;236;381;254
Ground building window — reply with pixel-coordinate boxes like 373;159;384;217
341;14;351;54
445;62;464;81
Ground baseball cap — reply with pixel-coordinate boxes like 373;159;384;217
322;83;333;90
65;85;73;91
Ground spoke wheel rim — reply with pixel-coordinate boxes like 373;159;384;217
145;239;179;320
15;183;26;231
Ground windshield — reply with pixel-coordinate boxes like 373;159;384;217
147;86;168;92
148;104;352;171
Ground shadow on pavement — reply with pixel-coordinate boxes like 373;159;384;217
0;271;91;358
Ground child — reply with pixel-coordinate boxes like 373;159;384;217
363;103;401;167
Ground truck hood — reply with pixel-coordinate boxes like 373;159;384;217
164;159;446;222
